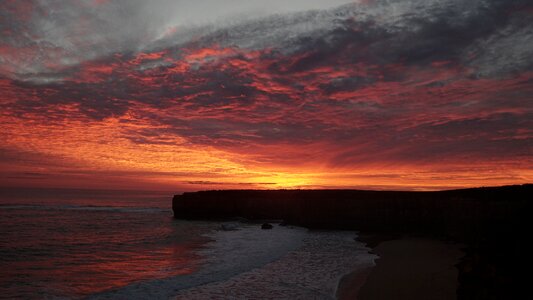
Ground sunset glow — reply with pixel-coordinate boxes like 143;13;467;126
1;0;532;191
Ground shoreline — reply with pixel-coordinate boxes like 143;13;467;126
336;266;374;300
336;232;396;299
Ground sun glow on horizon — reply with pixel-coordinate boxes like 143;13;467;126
2;106;530;191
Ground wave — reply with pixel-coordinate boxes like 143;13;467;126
89;223;376;299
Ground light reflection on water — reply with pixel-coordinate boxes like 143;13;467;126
0;189;211;299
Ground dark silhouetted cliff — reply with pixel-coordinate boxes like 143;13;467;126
173;185;531;239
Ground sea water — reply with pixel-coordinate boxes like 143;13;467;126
0;188;376;299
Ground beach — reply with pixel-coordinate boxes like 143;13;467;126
339;236;463;300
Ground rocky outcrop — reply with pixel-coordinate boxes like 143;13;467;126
261;223;273;230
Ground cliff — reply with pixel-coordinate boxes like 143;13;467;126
173;184;531;239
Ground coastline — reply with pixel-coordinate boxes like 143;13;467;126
172;185;531;299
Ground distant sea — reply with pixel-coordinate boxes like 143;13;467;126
0;188;375;299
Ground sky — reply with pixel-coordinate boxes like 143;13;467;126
0;0;532;191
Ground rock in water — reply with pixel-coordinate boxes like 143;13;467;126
261;223;273;230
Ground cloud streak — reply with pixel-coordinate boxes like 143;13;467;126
1;0;532;190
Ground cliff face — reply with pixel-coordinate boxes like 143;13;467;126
173;185;531;239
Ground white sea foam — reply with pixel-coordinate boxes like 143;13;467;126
90;223;376;300
176;227;377;299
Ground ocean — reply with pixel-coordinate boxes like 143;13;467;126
0;188;376;299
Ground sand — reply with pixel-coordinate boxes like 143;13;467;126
338;237;464;300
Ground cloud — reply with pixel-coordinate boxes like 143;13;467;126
0;0;354;80
1;0;532;189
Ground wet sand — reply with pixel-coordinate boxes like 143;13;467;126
336;266;374;300
338;237;463;300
